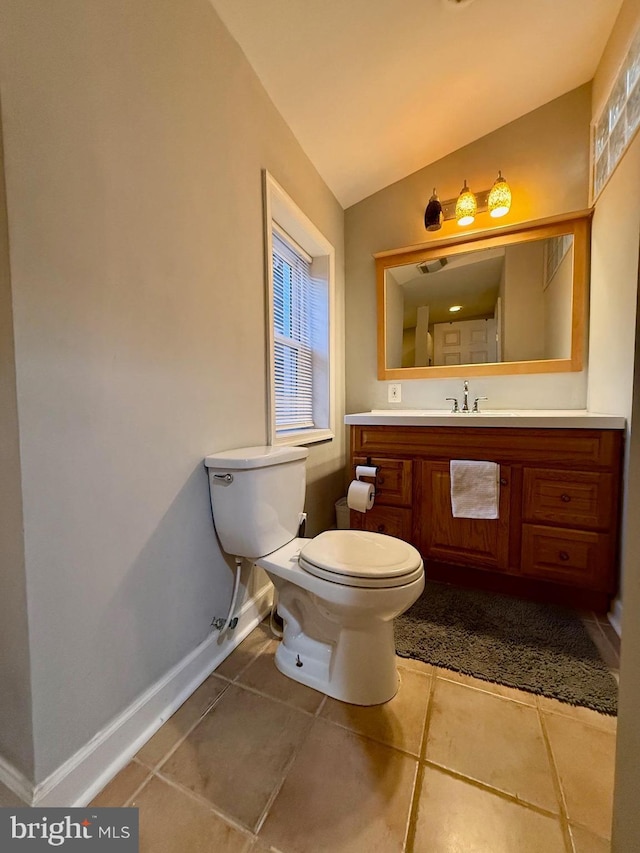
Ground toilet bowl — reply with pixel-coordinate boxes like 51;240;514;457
205;445;425;705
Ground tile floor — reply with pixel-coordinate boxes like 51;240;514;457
79;611;620;853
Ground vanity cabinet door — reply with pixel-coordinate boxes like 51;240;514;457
419;461;511;572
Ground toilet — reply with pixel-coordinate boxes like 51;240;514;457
205;445;424;705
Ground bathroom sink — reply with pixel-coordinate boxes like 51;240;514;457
369;409;518;416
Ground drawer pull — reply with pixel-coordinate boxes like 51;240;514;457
378;475;385;485
558;551;570;561
560;493;571;502
500;478;508;486
377;524;386;533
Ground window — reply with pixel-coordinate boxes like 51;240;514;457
543;234;572;290
592;27;640;200
264;172;335;446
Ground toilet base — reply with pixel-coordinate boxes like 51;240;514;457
256;538;424;706
274;612;400;706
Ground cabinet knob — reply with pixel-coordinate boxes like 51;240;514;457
560;494;571;503
377;524;386;533
559;551;570;561
500;478;508;486
378;475;385;486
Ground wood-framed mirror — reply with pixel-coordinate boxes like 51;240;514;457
376;212;591;380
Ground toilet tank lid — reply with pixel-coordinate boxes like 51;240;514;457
204;445;308;470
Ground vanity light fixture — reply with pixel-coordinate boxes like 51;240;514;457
424;173;513;231
487;171;512;218
455;180;477;226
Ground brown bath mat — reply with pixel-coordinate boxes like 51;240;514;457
395;580;617;715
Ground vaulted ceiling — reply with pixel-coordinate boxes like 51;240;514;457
209;0;623;208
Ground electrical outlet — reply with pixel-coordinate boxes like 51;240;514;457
388;383;402;403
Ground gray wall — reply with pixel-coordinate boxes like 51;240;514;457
0;0;344;783
344;85;591;413
0;97;33;781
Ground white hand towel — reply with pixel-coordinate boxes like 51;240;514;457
450;460;499;519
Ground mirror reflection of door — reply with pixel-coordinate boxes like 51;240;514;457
434;318;497;365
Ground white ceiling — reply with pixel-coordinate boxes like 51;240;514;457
209;0;623;208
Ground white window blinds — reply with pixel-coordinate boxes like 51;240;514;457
272;229;315;432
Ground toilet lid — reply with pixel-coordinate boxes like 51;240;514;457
299;530;423;589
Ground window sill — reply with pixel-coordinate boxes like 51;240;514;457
273;428;334;447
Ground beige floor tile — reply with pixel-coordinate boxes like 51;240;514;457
216;623;273;680
159;684;313;831
259;718;417;853
543;712;616;839
136;674;229;768
320;667;430;756
570;824;611;853
237;640;324;713
396;654;434;677
90;760;150;807
426;678;558;812
538;695;617;734
434;666;538;706
413;765;567;853
132;775;252;853
0;781;26;807
247;840;284;852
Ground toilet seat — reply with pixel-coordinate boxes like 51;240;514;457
299;530;423;589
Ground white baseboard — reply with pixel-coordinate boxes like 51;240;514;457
608;597;623;638
0;584;273;808
0;753;33;805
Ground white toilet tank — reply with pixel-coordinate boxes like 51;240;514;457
205;445;309;559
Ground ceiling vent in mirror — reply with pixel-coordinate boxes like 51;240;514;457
417;257;448;274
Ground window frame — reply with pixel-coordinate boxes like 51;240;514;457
263;170;336;447
591;27;640;203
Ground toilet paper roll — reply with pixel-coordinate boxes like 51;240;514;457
355;465;378;480
347;479;375;513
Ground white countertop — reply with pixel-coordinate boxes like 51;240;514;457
344;410;626;429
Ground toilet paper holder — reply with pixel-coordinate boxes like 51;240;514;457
355;460;379;483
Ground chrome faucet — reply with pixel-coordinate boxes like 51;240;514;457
461;380;470;412
446;380;488;414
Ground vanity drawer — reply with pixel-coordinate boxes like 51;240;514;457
523;469;613;529
350;505;412;540
521;525;611;587
353;456;412;507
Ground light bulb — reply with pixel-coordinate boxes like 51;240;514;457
456;180;477;226
488;171;512;218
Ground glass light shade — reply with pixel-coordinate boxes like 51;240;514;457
424;189;443;231
456;181;476;226
488;171;512;218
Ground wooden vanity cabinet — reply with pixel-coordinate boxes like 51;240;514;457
349;425;624;612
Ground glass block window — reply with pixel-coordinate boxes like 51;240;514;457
593;28;640;199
